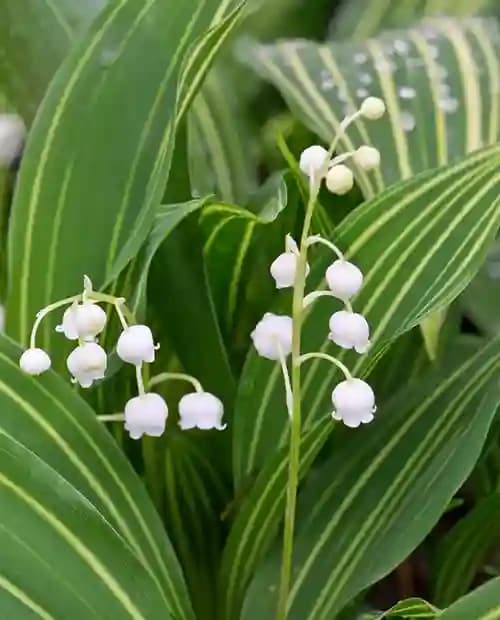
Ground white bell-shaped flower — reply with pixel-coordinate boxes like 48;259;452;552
329;310;370;353
74;302;107;341
270;252;310;289
299;145;329;177
326;164;354;195
251;313;293;360
67;342;107;388
56;305;79;340
178;392;226;431
124;393;168;440
19;348;51;375
117;325;156;365
354;145;380;171
0;114;25;166
360;97;386;120
331;378;376;427
326;260;363;300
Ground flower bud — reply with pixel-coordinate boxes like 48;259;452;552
56;305;79;340
19;348;51;375
299;145;329;177
74;302;107;341
326;165;354;195
354;145;380;170
67;342;107;388
251;313;293;360
0;114;25;166
117;325;156;365
331;378;376;428
178;392;226;430
124;393;168;440
326;260;363;300
328;310;370;353
270;253;310;289
360;97;386;120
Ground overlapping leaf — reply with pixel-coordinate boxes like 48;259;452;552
0;335;193;619
433;494;500;606
439;577;500;619
0;431;173;619
242;17;500;197
6;0;245;358
363;597;439;619
241;337;500;619
234;145;500;484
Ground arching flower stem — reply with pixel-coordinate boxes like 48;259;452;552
148;372;204;393
298;352;353;381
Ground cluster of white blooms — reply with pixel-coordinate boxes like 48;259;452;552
255;97;385;429
19;276;225;439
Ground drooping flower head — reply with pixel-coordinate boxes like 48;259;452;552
178;392;226;430
251;313;293;360
124;393;168;440
329;310;370;354
331;378;376;428
67;342;107;388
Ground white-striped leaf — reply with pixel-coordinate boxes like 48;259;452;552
362;597;440;619
330;0;498;40
0;431;173;619
241;337;500;619
6;0;245;359
439;577;500;620
433;494;500;606
241;17;500;197
234;145;500;484
0;335;193;619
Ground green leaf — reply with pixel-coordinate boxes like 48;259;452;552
241;337;500;620
242;17;500;197
362;597;440;619
0;334;193;619
6;0;245;355
330;0;498;40
433;494;500;606
188;65;258;204
0;0;105;121
234;145;500;483
0;431;173;619
439;577;500;620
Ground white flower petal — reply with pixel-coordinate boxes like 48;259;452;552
251;313;293;360
117;325;156;365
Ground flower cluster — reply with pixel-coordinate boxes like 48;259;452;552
252;97;385;428
19;276;225;438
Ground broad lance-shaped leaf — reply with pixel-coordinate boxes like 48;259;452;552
0;431;173;619
6;0;245;355
0;0;105;121
241;17;500;197
439;577;500;620
362;597;439;619
330;0;499;40
433;493;500;606
0;335;193;619
241;336;500;620
234;144;500;484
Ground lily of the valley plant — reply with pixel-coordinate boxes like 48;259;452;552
252;96;385;620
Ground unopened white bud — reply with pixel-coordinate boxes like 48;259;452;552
299;145;329;177
251;313;293;360
67;342;107;388
19;348;51;375
331;378;376;428
326;165;354;195
178;392;226;431
326;260;363;300
270;252;309;289
74;302;107;341
124;393;168;440
117;325;156;365
329;310;370;354
0;114;25;165
360;97;385;120
354;145;380;170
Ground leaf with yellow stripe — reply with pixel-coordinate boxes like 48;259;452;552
6;0;246;361
433;494;500;606
241;336;500;619
234;144;500;484
0;334;194;619
0;431;174;619
439;577;500;620
241;17;500;197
